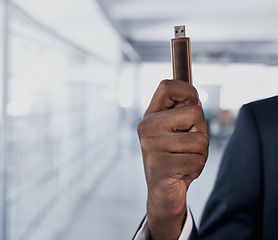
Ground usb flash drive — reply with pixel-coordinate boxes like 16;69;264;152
171;25;192;83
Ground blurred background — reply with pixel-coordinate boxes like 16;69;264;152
0;0;278;239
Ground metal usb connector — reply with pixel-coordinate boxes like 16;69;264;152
174;25;186;38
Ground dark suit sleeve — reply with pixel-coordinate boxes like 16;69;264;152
197;104;263;239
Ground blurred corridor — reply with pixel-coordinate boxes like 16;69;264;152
0;1;278;240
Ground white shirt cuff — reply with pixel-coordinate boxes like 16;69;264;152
134;207;193;240
179;207;193;240
134;217;148;240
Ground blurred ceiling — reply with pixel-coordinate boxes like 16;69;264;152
97;0;278;64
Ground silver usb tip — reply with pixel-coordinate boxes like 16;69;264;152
174;25;186;38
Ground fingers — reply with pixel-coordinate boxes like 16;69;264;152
138;79;209;186
140;132;209;157
167;153;206;180
141;131;209;181
138;104;207;139
144;151;207;184
166;105;207;134
145;79;199;115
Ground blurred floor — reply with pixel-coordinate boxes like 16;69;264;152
56;126;227;240
56;126;147;240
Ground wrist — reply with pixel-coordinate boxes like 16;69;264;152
147;208;187;240
147;191;187;220
147;198;187;240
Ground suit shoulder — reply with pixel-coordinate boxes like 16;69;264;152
245;95;278;112
241;95;278;128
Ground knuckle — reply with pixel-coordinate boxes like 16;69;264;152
193;104;204;115
193;155;206;171
137;120;144;135
192;105;206;123
158;79;171;93
184;84;199;105
199;156;207;167
194;134;209;155
191;86;199;103
137;119;148;138
200;133;209;148
140;138;151;152
190;161;205;179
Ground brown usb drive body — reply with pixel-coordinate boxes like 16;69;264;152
171;25;192;84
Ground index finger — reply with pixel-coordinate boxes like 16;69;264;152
145;80;199;115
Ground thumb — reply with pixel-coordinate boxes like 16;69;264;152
173;98;202;109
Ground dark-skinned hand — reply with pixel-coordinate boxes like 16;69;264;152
137;80;209;240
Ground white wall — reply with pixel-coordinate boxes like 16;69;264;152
0;1;123;240
0;0;6;238
12;0;122;63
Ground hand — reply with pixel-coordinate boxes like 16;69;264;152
137;80;209;240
